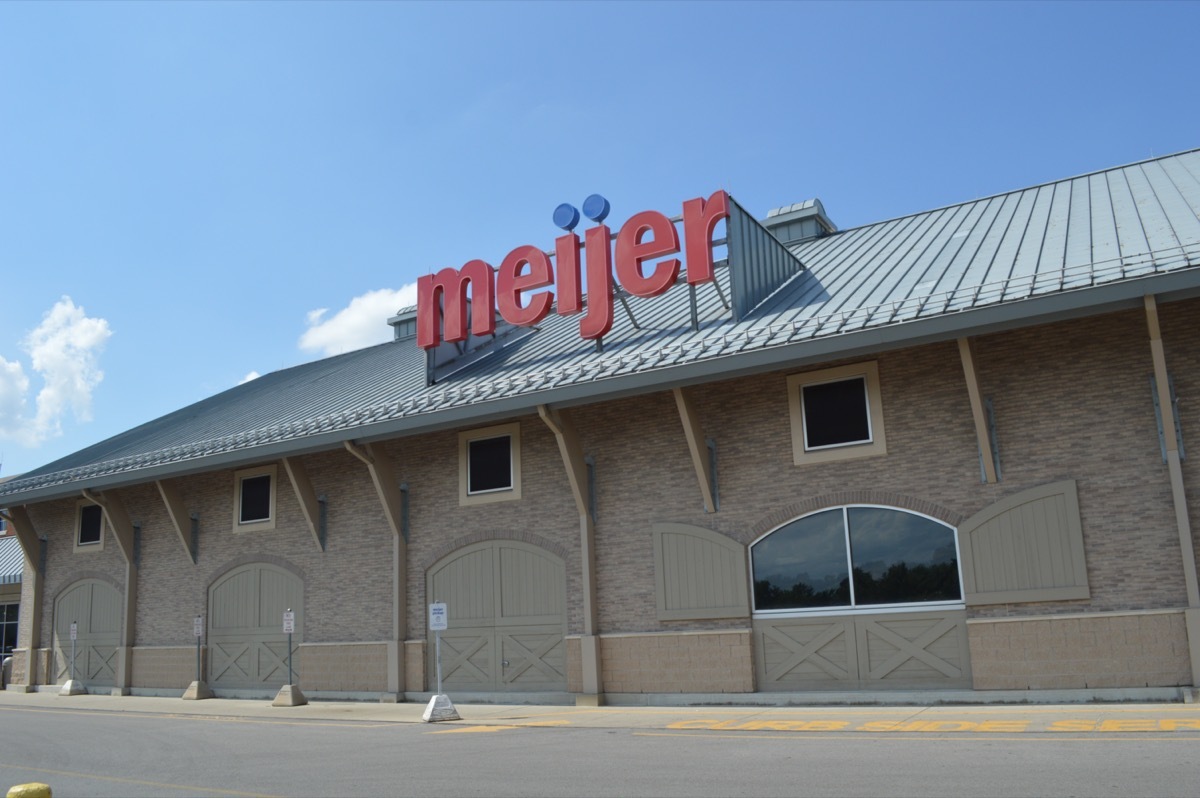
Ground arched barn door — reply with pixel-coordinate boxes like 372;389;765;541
207;563;303;689
427;541;566;692
53;579;121;688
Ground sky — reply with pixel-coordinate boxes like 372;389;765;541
1;0;1199;478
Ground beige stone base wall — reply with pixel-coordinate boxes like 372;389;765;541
9;649;29;685
298;642;388;692
404;640;426;692
968;610;1191;690
566;637;582;693
132;647;198;689
600;631;753;693
13;648;53;686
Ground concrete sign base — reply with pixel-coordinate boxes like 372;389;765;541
272;684;308;707
59;679;87;696
422;694;461;722
182;680;214;700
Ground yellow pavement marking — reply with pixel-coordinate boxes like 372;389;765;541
429;719;570;733
0;705;393;728
0;763;282;798
635;731;1200;743
662;717;1200;733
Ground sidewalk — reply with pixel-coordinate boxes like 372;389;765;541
2;689;1200;735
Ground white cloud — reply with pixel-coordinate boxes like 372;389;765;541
0;296;112;447
299;285;418;357
239;371;261;385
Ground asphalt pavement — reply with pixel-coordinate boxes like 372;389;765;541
3;688;1199;736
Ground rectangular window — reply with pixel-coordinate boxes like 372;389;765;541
74;502;105;553
788;362;887;465
0;603;18;655
801;376;871;449
468;435;513;494
459;422;522;505
233;465;277;532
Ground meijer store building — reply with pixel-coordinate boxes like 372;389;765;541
3;150;1200;705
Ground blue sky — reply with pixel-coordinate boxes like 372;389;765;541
1;0;1198;477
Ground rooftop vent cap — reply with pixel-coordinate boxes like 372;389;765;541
388;306;419;341
762;198;836;244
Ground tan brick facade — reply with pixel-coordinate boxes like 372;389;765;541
297;642;388;692
968;611;1192;690
8;297;1200;699
131;646;197;689
599;632;754;694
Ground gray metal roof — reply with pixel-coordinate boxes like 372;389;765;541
0;537;23;585
3;149;1200;506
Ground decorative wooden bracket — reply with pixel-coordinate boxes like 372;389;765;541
82;488;136;567
672;387;717;512
155;480;197;563
958;338;998;484
537;405;590;518
282;457;325;551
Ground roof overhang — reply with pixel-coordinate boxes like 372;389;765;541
2;265;1197;508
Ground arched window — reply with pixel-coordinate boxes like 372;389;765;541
750;506;962;613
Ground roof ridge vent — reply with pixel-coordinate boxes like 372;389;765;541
388;306;419;341
762;198;836;244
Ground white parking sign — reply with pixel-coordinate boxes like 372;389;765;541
283;610;295;634
429;602;448;632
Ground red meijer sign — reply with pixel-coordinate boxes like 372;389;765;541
417;191;729;349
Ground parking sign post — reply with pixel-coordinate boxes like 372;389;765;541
59;621;86;695
182;615;214;700
422;602;459;722
272;609;306;707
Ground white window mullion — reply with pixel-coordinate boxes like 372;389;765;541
842;506;856;607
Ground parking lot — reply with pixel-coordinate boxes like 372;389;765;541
1;692;1198;797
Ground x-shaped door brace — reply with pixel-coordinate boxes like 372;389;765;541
499;634;562;684
762;622;851;683
440;636;491;684
859;616;961;680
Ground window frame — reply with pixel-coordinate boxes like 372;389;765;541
458;422;522;506
0;602;17;656
749;504;964;618
74;500;106;553
787;361;887;465
233;464;278;532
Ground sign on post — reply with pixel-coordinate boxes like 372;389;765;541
194;615;204;638
282;610;295;635
423;601;460;722
429;602;448;632
69;622;77;641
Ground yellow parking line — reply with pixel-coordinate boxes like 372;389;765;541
634;731;1200;743
0;763;282;798
0;705;393;728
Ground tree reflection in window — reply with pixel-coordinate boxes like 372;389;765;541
751;506;961;611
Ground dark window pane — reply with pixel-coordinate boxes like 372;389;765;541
468;436;512;493
78;505;103;545
847;507;961;605
752;510;850;610
803;377;870;449
240;474;272;523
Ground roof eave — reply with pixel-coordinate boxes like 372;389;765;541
3;266;1197;508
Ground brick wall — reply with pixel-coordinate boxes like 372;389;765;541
297;642;388;692
404;640;426;692
968;610;1191;689
11;297;1199;695
600;631;754;694
132;646;196;689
